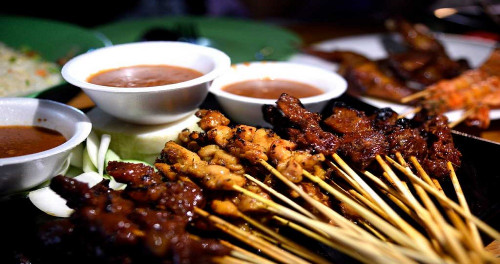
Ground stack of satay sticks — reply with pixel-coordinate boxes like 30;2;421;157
39;94;499;263
154;94;500;264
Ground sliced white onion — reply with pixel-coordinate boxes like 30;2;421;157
85;131;100;169
69;143;84;168
28;172;103;218
97;134;111;176
82;147;97;173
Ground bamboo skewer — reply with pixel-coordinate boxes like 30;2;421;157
194;207;310;264
249;164;444;262
239;212;332;264
258;160;365;234
409;157;498;263
386;156;471;263
243;173;317;219
212;255;257;264
232;184;424;264
383;157;500;241
398;105;423;119
401;89;430;103
332;154;437;255
272;216;374;264
447;162;484;248
448;108;476;128
219;240;278;264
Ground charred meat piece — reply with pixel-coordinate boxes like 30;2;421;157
42;173;230;263
338;130;389;170
324;103;373;134
271;93;342;156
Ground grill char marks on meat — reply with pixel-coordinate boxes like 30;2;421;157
269;93;342;156
38;162;230;264
264;93;461;179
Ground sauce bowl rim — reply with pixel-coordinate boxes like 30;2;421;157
61;41;231;93
0;98;92;166
209;61;347;105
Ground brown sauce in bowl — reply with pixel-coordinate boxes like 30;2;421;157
222;79;324;99
0;126;67;158
87;64;203;88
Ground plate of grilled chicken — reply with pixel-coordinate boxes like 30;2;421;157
290;18;500;129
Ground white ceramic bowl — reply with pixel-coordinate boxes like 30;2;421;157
62;41;231;125
210;62;347;127
0;98;92;195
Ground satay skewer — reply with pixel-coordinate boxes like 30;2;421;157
381;156;500;241
219;240;278;264
447;162;484;248
243;173;317;219
272;216;374;264
239;212;332;264
411;158;498;263
332;153;437;255
233;185;421;264
258;160;444;260
387;156;471;263
400;89;430;103
194;207;311;264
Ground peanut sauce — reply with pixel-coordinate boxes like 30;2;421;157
222;79;324;99
87;64;203;88
0;126;66;158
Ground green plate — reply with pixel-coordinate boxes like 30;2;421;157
0;15;109;97
95;16;302;63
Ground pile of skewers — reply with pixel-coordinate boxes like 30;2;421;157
36;94;500;263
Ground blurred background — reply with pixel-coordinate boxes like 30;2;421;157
2;0;499;43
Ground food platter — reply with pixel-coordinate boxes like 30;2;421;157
1;19;500;263
94;16;301;63
0;15;109;97
288;33;499;121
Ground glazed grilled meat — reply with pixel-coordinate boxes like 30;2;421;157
38;162;230;264
264;94;461;178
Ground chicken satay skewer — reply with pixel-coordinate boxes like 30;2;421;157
385;156;471;263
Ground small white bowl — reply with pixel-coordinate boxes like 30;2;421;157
62;41;231;125
210;62;347;127
0;98;92;195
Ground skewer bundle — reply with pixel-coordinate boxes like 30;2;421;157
152;96;499;263
37;96;499;263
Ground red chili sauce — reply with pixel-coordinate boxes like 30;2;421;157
0;126;67;158
87;64;203;88
222;79;324;99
